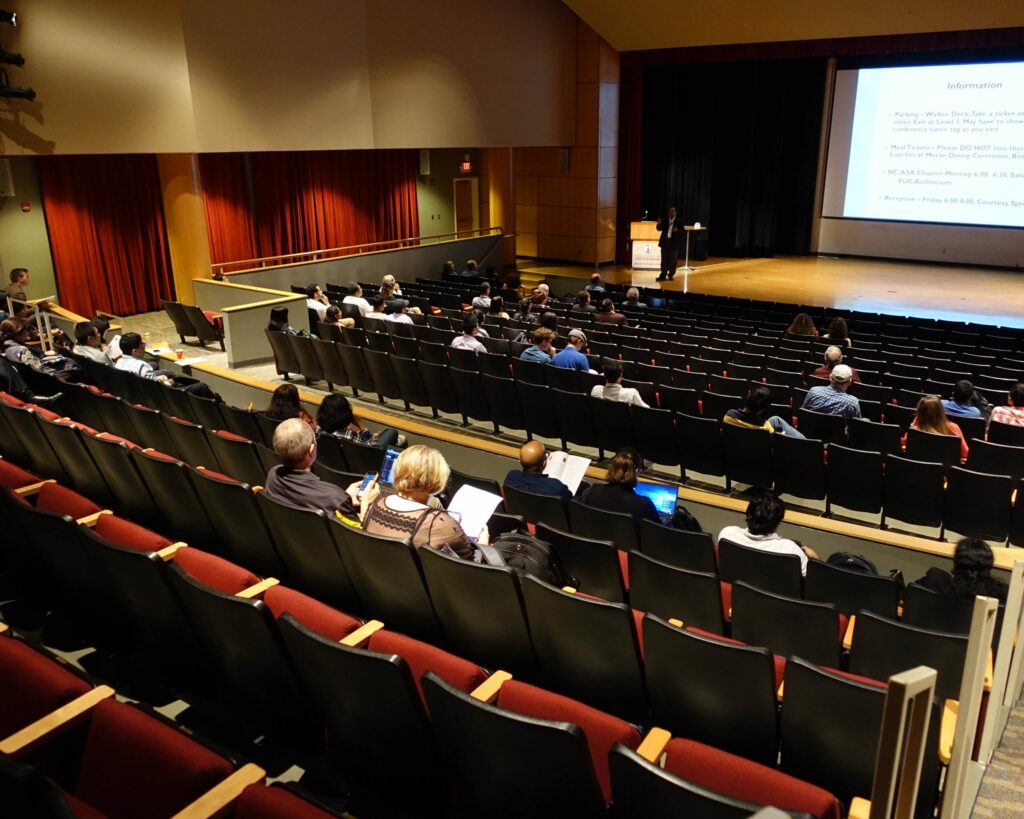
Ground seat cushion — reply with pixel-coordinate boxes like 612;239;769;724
172;547;260;595
0;391;25;407
0;637;92;737
264;585;361;641
663;737;840;819
367;629;487;703
34;484;102;520
93;515;172;553
75;699;234;818
496;678;641;803
236;783;336;819
0;460;40;489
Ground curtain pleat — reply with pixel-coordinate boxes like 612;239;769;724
198;153;258;265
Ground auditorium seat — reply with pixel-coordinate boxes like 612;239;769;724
206;429;266;487
218;402;264;443
637;520;717;573
675;413;725;478
481;374;526;434
0;401;69;484
627;553;727;634
942;466;1013;543
536;523;626;603
130;448;217;550
824;444;883;517
235;782;340;818
551;388;600;453
121;401;177;455
179;302;227;351
161;415;221;472
633;405;680;467
389;353;431;411
449;366;491;426
804;559;900;619
503;483;570;530
988;420;1024;448
730;582;842;668
287;333;325;385
516;381;561;440
881;455;945;531
772;434;827;501
336;344;375;396
721;421;773;490
966;439;1024;481
905;428;962;468
0;458;40;490
362;347;402;404
717;538;803;599
418;360;460;418
642;616;778;765
265;329;300;380
33;416;114;508
570;499;638;552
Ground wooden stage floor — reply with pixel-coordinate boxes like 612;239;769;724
518;256;1024;330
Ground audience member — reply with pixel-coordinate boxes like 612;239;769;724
90;315;120;360
538;311;561;347
821;317;852;348
503;441;572;502
915;537;1007;604
487;296;509;319
989;383;1024;429
902;395;968;461
585;273;605;294
460;259;481;280
786;312;818;339
469;309;490;338
942;379;987;419
72;322;113;365
472;281;492;311
451;315;487;354
385;299;413;324
812;346;860;383
622;287;647;309
267;306;297;335
520;327;556;363
801;364;860;419
513;297;538;324
582;448;658;524
260;383;315;428
442;260;457;278
381;274;402;295
114;332;171;381
323;305;356;329
6;268;30;312
498;268;521;291
343;283;372;317
551;329;590;371
594;298;626;326
361;445;487;558
591;360;648;407
718;494;819;576
316;393;404;449
571;290;596;314
264;418;372;519
1;318;47;371
365;297;389;321
306;284;329;321
379;281;397;303
724;385;805;437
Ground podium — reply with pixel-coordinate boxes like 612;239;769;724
629;221;660;270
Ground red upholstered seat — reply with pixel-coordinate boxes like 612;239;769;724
28;405;62;422
0;636;92;737
720;580;732;621
73;698;235;818
236;783;336;819
215;429;250;442
0;391;26;406
495;678;642;803
195;467;236;484
172;547;261;596
0;460;40;489
92;515;172;553
367;629;487;703
263;585;361;641
34;483;102;520
662;737;840;819
95;432;139;449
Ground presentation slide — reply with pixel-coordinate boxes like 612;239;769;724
823;61;1024;228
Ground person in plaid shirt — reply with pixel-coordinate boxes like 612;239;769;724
800;364;861;419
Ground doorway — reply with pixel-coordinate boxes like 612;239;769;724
453;177;479;237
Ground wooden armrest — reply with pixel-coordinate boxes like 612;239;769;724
471;670;513;704
158;543;186;561
0;622;8;634
940;699;958;765
777;680;785;702
843;614;856;650
77;510;113;527
0;685;115;758
637;727;672;763
236;578;279;599
340;620;384;647
985;649;993;693
848;796;871;819
562;586;577;594
667;618;685;628
171;763;266;819
14;479;56;496
252;486;263;494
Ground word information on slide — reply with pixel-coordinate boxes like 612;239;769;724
844;62;1024;228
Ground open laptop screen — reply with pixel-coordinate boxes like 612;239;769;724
634;480;678;524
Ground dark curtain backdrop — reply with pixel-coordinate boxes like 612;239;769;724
38;155;175;316
198;153;258;265
640;58;826;258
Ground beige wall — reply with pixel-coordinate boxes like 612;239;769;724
0;158;57;301
565;0;1024;51
416;149;483;239
2;0;577;155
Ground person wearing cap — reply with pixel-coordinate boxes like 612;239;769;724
450;315;487;354
811;346;860;383
551;329;590;371
503;441;573;502
801;363;861;419
385;299;413;324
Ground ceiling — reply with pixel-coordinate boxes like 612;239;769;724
563;0;1024;52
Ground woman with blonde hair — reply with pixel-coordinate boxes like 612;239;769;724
360;445;487;558
903;395;969;461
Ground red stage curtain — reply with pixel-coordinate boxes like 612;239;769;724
198;153;258;266
38;155;175;317
251;150;420;260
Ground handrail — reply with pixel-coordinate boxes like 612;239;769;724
212;226;504;275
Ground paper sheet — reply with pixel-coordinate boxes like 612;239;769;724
447;484;504;540
543;451;591;495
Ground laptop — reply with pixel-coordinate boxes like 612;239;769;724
375;446;402;496
634;480;678;526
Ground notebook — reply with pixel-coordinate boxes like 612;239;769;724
634;480;678;526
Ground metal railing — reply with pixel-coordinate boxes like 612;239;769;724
212;226;504;276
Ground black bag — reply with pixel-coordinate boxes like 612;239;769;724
827;551;879;575
491;532;568;587
671;505;703;532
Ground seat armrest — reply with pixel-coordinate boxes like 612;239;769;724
236;578;279;599
159;543;187;561
14;479;56;496
471;670;513;704
340;619;384;648
77;510;114;527
848;796;871;819
170;763;266;819
940;699;958;765
0;685;115;758
843;614;856;650
637;727;672;763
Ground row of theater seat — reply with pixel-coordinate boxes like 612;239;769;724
1;462;871;818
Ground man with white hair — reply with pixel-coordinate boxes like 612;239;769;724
264;418;376;517
801;364;861;419
812;346;860;383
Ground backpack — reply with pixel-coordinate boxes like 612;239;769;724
491;532;568;587
827;551;879;575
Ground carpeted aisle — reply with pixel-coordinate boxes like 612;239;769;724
972;702;1024;816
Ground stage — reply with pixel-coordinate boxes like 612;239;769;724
518;256;1024;330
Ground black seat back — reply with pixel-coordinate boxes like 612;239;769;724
731;582;840;667
535;523;626;604
628;553;726;634
638;520;716;573
569;499;638;552
804;559;899;618
717;538;802;598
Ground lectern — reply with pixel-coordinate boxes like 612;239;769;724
629;221;660;270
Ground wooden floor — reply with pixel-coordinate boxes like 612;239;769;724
519;256;1024;330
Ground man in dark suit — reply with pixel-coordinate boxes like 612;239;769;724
656;207;682;281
